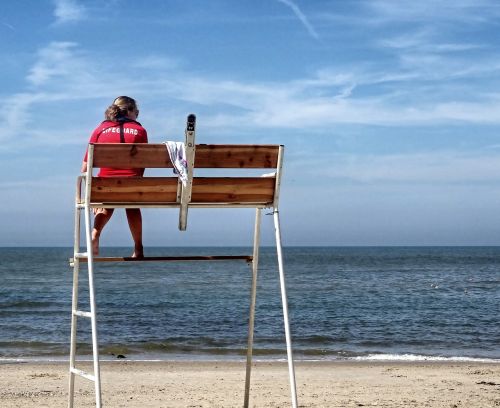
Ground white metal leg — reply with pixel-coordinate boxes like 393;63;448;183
273;210;298;408
68;204;81;408
244;208;262;408
84;205;102;408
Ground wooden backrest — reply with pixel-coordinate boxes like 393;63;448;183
87;143;283;207
91;144;280;169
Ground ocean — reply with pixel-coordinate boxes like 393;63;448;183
0;247;498;362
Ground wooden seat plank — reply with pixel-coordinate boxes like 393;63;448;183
191;177;275;203
91;144;280;169
195;144;279;168
90;177;178;203
90;176;276;204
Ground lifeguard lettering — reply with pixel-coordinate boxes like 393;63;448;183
101;127;139;135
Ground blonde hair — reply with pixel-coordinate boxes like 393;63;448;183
105;96;139;121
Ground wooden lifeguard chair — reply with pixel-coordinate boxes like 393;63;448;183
68;115;298;407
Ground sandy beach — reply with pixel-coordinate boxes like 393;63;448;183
0;360;498;407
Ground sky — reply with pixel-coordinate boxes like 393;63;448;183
1;0;500;247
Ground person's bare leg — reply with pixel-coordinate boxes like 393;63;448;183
126;208;144;258
92;208;114;256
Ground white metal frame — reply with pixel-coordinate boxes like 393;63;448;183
68;139;297;408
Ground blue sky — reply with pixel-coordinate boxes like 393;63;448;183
1;0;500;246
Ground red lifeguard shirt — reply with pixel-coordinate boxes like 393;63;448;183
83;120;148;177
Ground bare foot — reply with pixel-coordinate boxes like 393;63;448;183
132;245;144;259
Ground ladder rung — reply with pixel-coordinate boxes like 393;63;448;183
70;367;95;382
74;252;88;258
73;310;92;318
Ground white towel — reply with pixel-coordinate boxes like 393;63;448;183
164;141;188;186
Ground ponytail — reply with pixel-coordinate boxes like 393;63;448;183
104;96;138;121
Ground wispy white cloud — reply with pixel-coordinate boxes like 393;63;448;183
0;93;43;149
132;55;181;71
365;0;500;24
2;21;15;31
379;29;483;53
0;42;117;147
297;151;500;184
53;0;86;24
313;0;500;31
276;0;319;39
4;38;500;152
27;42;79;86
